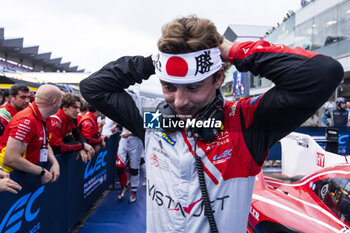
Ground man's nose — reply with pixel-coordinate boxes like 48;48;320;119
173;89;189;108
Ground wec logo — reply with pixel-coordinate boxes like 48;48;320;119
213;149;232;161
84;150;107;180
0;186;44;233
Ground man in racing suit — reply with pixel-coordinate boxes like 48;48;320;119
0;84;30;141
46;93;95;163
80;16;343;233
116;127;144;203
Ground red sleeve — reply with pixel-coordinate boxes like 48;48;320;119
80;119;102;144
47;117;83;154
228;40;318;63
46;117;62;146
226;40;343;166
9;118;34;143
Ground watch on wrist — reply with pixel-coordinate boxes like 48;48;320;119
39;167;45;177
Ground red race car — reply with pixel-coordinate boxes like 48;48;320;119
248;164;350;233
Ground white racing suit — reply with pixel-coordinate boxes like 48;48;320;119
116;128;144;192
80;40;343;232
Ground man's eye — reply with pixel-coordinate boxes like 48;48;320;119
187;86;199;91
165;85;176;91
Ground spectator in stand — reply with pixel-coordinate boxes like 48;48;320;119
0;169;21;193
0;84;62;184
116;127;144;203
79;104;105;152
2;89;9;105
46;93;95;163
0;84;30;140
322;97;350;127
77;99;88;124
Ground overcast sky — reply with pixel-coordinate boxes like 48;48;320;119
0;0;301;72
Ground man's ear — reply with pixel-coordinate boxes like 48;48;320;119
214;68;225;89
52;97;59;106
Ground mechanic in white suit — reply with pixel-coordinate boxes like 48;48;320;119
116;127;144;203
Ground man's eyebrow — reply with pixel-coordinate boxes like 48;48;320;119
160;81;171;85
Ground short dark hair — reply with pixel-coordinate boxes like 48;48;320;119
60;93;82;108
3;89;9;98
9;84;29;97
80;99;88;111
87;104;97;113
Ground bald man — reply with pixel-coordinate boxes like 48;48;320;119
0;84;62;184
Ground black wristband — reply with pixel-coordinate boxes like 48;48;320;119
39;167;45;177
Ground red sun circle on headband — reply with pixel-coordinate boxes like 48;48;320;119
166;56;188;77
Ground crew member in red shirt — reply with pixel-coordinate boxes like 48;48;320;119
46;93;95;163
0;84;30;139
0;84;62;184
77;99;88;125
79;104;105;152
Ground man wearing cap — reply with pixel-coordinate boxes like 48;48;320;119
80;15;343;233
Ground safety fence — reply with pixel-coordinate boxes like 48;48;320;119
0;134;119;233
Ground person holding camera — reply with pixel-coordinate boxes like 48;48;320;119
80;15;343;233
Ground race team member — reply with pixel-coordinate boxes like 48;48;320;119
0;84;30;139
77;99;88;125
116;127;144;203
80;16;343;233
0;84;62;185
79;104;105;152
322;97;350;127
46;93;95;163
1;89;9;105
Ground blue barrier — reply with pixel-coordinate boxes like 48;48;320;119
267;127;350;161
0;134;119;233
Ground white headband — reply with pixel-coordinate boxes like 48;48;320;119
154;47;222;84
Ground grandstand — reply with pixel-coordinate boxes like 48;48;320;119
0;27;86;91
0;27;163;96
0;27;84;73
